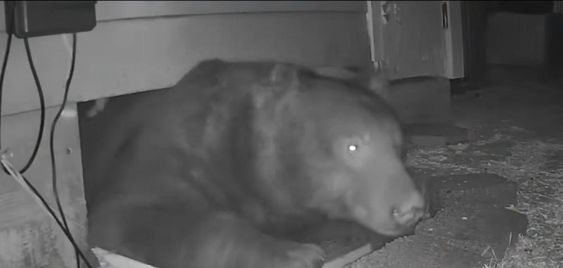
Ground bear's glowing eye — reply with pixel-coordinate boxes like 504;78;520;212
348;144;359;152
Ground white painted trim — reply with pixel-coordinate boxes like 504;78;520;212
443;1;464;79
0;13;370;116
0;1;366;31
366;1;375;63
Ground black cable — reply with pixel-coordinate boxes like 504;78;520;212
0;4;93;268
22;37;93;268
20;38;46;174
0;0;41;174
0;18;14;151
19;173;94;268
50;33;82;268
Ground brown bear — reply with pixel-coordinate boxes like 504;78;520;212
81;59;425;268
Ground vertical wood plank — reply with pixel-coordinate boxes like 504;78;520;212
0;104;88;268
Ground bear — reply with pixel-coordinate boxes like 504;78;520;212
82;59;425;268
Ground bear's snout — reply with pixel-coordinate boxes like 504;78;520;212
390;190;425;228
347;171;426;236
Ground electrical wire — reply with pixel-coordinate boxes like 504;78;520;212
0;4;93;267
0;11;14;150
0;33;12;149
0;2;46;174
49;33;82;268
20;37;46;174
24;34;91;268
0;157;93;268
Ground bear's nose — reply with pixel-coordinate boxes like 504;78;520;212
391;192;425;227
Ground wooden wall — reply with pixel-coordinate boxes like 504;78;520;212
0;1;370;116
367;1;464;80
0;1;372;267
0;105;88;268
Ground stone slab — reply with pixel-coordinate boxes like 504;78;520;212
422;173;518;216
302;173;526;268
349;234;487;268
348;174;528;268
405;123;469;147
416;205;528;260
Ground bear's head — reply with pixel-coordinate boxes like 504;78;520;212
247;63;425;236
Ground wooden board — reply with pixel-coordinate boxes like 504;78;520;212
443;1;465;79
369;1;464;80
322;243;372;268
0;9;370;117
377;1;446;80
0;104;88;268
0;1;366;27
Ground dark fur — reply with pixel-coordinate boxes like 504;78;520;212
83;59;420;268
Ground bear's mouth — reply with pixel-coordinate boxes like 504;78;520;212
374;222;417;237
351;206;419;237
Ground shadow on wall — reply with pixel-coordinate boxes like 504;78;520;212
485;1;563;70
457;0;563;93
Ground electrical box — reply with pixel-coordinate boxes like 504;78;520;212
4;1;97;38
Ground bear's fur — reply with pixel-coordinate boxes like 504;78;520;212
83;60;424;268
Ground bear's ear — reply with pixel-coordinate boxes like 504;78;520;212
188;59;227;78
252;64;299;109
313;65;391;99
313;66;359;81
269;63;300;88
366;72;390;98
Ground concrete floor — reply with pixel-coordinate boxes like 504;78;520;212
348;65;563;267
